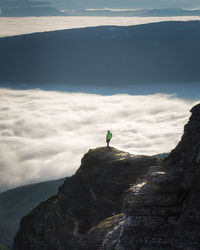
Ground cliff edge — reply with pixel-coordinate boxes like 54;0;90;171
14;103;200;249
91;103;200;250
13;147;160;250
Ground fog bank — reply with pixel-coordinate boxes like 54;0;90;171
0;88;198;191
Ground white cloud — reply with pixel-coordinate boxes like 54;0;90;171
0;16;200;38
0;88;198;192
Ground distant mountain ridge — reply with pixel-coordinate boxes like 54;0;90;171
0;0;67;16
71;8;200;17
1;0;198;12
1;6;200;16
144;7;200;16
1;6;67;17
0;21;199;87
0;178;65;249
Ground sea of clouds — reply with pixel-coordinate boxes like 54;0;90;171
0;16;199;38
0;88;198;192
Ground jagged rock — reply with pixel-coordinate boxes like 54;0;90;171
13;147;160;250
147;166;182;193
14;103;200;250
101;103;200;250
75;214;125;250
164;103;200;191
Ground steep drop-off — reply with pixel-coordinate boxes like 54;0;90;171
14;103;200;249
13;148;160;249
78;103;200;250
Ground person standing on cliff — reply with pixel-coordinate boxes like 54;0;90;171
106;130;112;147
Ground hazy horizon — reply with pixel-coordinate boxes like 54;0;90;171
0;16;199;38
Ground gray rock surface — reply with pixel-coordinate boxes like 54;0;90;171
101;103;200;250
13;147;160;250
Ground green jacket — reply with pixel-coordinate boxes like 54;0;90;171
107;132;112;140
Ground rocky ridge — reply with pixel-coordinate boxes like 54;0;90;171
14;148;160;250
87;103;200;249
14;103;200;249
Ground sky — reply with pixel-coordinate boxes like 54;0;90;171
0;88;198;192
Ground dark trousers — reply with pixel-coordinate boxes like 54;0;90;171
106;139;110;147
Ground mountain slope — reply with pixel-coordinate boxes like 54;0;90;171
0;21;200;86
97;103;200;249
0;178;65;249
13;147;161;249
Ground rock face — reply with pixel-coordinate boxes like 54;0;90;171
13;147;160;250
14;103;200;250
97;103;200;250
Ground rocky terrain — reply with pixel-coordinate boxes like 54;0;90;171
13;148;160;249
14;103;200;249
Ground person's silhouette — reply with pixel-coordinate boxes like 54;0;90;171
106;130;112;147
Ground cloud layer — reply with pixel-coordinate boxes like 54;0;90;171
1;16;200;38
0;88;198;192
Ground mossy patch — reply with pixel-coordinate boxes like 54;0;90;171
89;213;124;234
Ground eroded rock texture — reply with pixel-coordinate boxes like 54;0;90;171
99;103;200;250
13;148;160;250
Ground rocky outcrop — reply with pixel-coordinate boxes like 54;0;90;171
13;147;160;250
14;103;200;250
90;103;200;249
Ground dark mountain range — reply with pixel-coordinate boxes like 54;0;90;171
0;0;45;8
1;0;199;16
23;0;200;10
144;7;200;16
0;21;199;87
72;8;200;17
0;0;68;16
13;102;200;249
0;178;65;249
2;5;200;16
1;6;67;16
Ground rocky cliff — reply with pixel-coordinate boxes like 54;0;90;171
77;103;200;250
13;148;160;249
14;103;200;250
